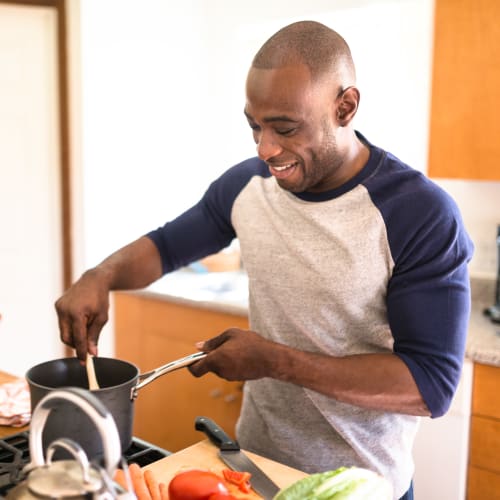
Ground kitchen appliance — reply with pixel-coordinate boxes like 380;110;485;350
195;416;280;500
484;224;500;324
4;387;126;500
25;352;205;459
0;432;169;498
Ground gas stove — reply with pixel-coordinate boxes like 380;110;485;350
0;431;170;497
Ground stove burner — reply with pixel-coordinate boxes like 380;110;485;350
0;432;29;494
0;431;170;497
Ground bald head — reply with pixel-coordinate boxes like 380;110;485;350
252;21;356;87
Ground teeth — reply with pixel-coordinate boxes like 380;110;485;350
273;164;293;171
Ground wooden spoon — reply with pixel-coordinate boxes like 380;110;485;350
86;353;100;390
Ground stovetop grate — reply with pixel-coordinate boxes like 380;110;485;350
0;431;170;497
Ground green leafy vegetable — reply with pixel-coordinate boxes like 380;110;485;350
273;467;392;500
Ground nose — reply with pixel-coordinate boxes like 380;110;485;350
255;131;282;161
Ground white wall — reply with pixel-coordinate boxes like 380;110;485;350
78;0;435;270
78;0;499;284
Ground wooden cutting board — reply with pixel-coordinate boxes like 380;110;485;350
144;439;308;499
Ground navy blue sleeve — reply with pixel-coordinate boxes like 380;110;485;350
367;154;474;417
146;157;265;274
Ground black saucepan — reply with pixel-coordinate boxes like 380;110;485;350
25;353;205;459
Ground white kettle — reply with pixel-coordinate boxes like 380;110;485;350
7;387;135;500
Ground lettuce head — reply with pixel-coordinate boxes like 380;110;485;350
273;467;393;500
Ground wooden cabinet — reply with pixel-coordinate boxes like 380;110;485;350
114;292;248;452
428;0;500;180
467;363;500;499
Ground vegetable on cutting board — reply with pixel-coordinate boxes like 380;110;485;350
116;463;391;500
272;467;393;500
168;469;239;500
116;465;252;500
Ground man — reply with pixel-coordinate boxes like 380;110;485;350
56;21;473;500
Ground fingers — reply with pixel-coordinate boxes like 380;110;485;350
55;298;108;361
189;329;245;378
57;311;73;349
189;360;209;378
87;313;107;356
71;315;92;362
189;333;228;377
198;328;244;353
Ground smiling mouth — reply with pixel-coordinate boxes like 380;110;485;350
269;162;298;179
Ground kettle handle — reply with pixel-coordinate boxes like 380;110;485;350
28;387;121;477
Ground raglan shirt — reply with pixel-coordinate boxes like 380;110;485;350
147;133;473;499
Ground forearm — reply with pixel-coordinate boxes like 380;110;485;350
193;329;431;416
270;345;430;416
85;236;163;291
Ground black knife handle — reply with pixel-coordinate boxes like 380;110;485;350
195;416;240;451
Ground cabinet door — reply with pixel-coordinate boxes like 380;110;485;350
428;0;500;180
467;363;500;499
472;363;500;418
467;466;500;500
114;292;248;452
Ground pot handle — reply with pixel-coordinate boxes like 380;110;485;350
28;387;121;477
131;351;207;400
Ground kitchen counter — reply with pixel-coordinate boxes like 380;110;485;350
467;277;500;366
144;439;307;498
137;271;500;367
143;269;248;317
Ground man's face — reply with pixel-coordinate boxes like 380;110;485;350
244;63;346;193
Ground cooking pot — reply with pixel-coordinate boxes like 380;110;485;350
7;386;132;500
25;352;206;459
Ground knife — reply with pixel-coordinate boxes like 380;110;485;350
195;416;280;500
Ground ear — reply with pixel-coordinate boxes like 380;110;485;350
336;86;360;127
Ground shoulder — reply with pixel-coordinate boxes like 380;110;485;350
363;149;472;265
365;150;457;215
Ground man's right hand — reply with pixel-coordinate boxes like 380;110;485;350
55;237;164;361
55;268;111;362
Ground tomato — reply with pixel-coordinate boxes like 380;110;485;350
208;494;238;500
221;469;252;493
168;469;229;500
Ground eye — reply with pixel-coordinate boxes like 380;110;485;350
246;120;260;131
276;127;297;136
248;124;260;143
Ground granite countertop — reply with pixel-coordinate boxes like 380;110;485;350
141;271;500;367
467;277;500;366
143;269;249;316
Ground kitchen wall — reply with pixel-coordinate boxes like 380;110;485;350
76;0;499;286
76;0;434;267
72;3;499;499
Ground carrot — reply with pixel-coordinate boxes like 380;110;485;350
144;469;161;500
159;482;169;500
113;468;128;491
129;463;152;500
